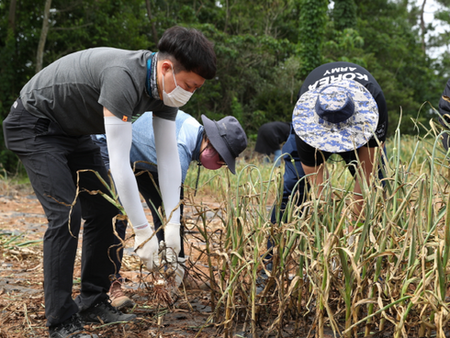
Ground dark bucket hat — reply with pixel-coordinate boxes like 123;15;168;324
201;115;248;174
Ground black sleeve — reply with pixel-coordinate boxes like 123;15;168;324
439;79;450;125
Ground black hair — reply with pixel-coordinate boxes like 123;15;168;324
157;26;216;80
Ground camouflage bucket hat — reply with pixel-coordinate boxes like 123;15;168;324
292;79;379;153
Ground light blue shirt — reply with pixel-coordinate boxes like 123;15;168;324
130;111;204;182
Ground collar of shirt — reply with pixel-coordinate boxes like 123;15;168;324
145;52;160;100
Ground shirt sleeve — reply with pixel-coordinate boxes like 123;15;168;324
153;116;182;225
104;116;148;229
99;68;138;122
439;79;450;123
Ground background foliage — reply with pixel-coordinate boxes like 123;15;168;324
0;0;448;172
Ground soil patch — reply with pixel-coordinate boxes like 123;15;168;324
0;185;233;338
1;181;306;338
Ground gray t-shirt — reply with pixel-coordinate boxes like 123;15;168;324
20;47;177;136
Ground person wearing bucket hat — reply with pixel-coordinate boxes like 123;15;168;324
291;62;388;217
257;62;388;292
201;114;248;174
91;110;247;304
277;61;387;227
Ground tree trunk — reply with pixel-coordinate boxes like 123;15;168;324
145;0;159;46
36;0;52;73
8;0;17;32
420;0;427;53
224;0;229;34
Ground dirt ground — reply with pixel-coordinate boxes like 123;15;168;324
0;183;251;338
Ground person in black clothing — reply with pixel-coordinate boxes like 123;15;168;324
259;62;388;287
292;62;387;217
255;121;291;166
438;78;450;151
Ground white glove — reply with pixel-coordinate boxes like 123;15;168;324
134;225;158;270
164;222;181;257
164;222;183;287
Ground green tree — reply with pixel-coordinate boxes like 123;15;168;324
0;0;153;171
0;0;24;171
353;0;440;135
183;1;302;134
333;0;357;31
1;0;448;172
298;0;328;78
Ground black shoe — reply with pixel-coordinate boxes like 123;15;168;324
49;314;97;338
78;298;137;324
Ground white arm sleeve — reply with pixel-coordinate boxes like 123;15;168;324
104;116;148;229
153;116;181;225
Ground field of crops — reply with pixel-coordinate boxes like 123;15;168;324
2;118;450;337
180;118;450;337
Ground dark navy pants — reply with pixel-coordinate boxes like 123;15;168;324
3;99;120;327
267;131;386;260
267;142;308;261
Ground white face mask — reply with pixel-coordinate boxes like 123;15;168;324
162;65;194;107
